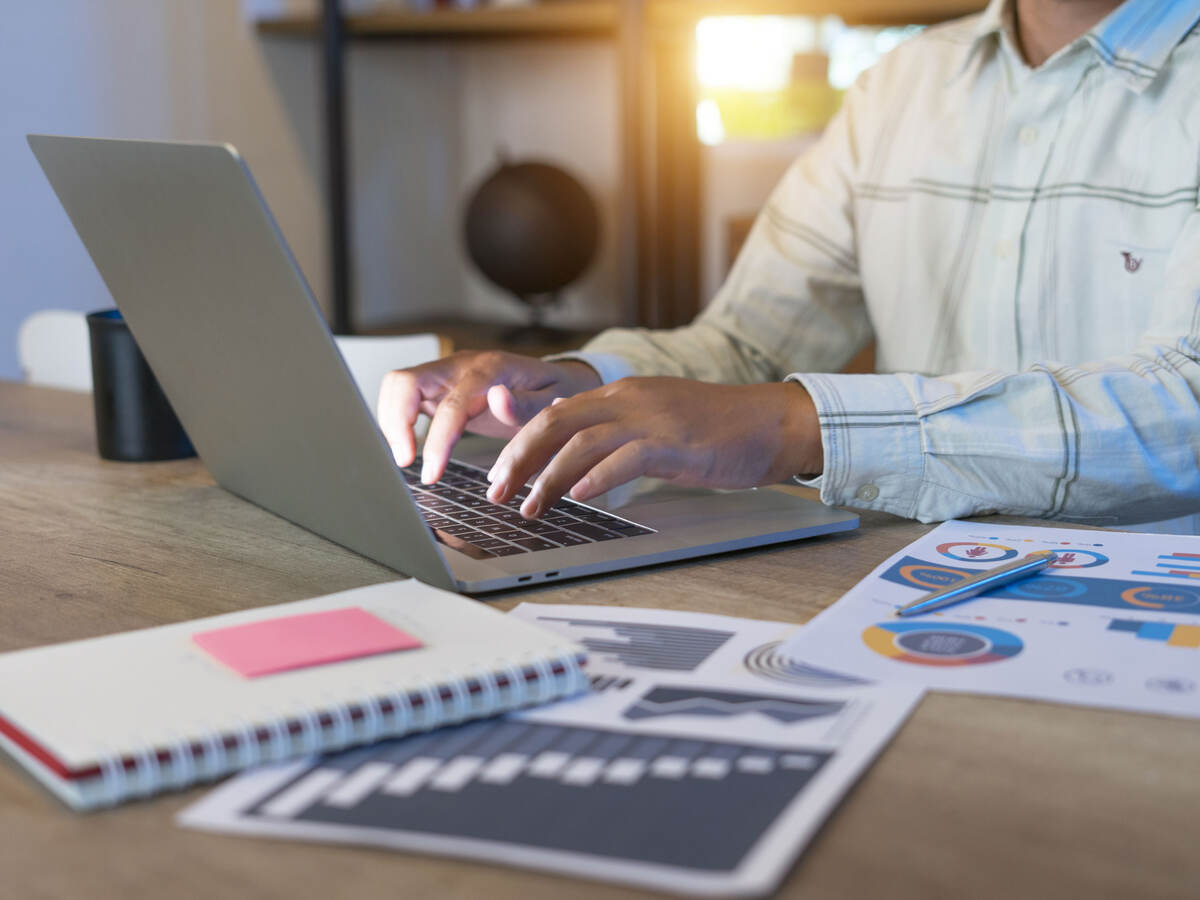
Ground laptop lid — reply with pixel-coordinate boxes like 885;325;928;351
28;135;458;592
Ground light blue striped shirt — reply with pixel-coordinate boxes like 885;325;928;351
567;0;1200;531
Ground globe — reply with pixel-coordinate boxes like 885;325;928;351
463;160;600;339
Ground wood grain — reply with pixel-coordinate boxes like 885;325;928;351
1;380;1197;899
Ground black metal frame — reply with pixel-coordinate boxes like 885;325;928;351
310;0;700;338
321;0;353;334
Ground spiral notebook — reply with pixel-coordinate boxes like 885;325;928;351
0;581;587;811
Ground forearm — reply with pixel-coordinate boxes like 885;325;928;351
795;340;1200;524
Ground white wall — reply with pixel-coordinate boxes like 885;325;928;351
0;0;325;380
0;0;621;381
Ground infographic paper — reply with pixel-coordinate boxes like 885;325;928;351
781;521;1200;719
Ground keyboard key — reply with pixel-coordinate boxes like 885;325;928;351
550;532;589;546
471;537;513;550
564;523;623;541
521;520;562;536
477;522;515;536
493;528;530;541
514;537;557;552
573;509;610;522
438;524;478;537
489;544;528;556
608;522;654;536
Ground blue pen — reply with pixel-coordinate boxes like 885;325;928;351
894;550;1056;617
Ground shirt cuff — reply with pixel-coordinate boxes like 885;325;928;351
785;372;925;517
543;351;636;386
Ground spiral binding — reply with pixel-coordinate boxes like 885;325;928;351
81;648;587;808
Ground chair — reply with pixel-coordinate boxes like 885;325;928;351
17;309;451;418
17;309;93;392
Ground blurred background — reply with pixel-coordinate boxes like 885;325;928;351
0;0;979;380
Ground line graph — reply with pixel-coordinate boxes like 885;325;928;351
623;687;844;724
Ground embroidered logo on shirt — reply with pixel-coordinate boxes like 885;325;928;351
1121;251;1143;273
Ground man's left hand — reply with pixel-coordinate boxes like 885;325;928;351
484;377;824;519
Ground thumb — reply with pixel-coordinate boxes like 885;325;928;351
487;383;562;427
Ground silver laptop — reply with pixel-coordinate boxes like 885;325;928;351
29;135;857;593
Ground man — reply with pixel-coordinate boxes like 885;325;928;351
378;0;1200;531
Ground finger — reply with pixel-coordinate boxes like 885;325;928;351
569;439;679;502
486;394;615;503
377;369;424;466
421;373;496;483
486;383;562;429
520;425;629;518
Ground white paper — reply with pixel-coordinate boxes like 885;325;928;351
781;521;1200;719
507;602;873;689
180;605;922;898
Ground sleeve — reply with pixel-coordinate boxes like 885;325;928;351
551;74;876;385
790;203;1200;526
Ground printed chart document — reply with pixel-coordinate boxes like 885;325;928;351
181;606;922;898
781;521;1200;719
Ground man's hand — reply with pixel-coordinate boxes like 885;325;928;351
485;377;824;519
377;351;601;483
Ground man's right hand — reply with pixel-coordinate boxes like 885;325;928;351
377;350;601;484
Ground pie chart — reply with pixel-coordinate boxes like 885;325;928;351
862;621;1024;667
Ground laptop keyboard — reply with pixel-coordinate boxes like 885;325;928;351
402;458;655;558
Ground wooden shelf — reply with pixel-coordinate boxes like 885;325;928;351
257;3;617;39
255;1;984;40
365;316;598;358
649;0;983;28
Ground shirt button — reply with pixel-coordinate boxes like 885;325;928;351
1019;125;1038;146
995;239;1014;259
855;483;880;502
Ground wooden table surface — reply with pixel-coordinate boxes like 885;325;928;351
1;380;1197;900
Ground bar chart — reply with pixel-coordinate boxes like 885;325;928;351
1132;552;1200;582
1107;618;1200;648
534;616;735;671
246;718;830;871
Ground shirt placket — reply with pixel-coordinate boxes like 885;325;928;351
982;44;1088;370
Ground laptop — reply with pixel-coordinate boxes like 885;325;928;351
29;135;858;593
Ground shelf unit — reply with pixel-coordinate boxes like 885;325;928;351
255;0;983;335
257;3;618;38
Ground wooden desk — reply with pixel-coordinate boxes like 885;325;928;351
1;380;1197;899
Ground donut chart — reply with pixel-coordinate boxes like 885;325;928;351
936;541;1017;563
862;622;1024;667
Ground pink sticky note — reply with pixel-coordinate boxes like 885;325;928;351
193;607;423;678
